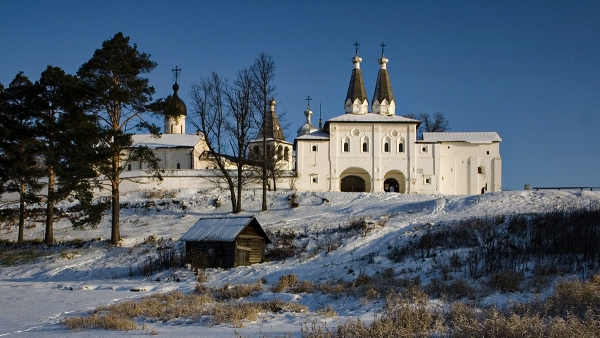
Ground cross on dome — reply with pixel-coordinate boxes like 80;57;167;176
305;95;312;107
353;41;360;55
380;42;386;56
172;66;181;84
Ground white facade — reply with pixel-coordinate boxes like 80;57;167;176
128;134;209;171
294;53;501;195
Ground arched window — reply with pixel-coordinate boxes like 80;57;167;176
341;136;350;153
277;145;284;158
284;147;290;161
253;145;260;159
361;136;369;153
127;164;131;171
176;163;181;169
170;124;174;133
398;143;404;153
312;145;318;152
382;136;391;153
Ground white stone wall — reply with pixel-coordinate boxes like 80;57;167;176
437;142;501;194
294;139;331;191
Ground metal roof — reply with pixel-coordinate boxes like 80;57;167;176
422;132;502;144
296;131;330;141
326;113;420;124
131;134;203;149
179;216;270;243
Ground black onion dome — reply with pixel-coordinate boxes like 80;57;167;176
171;83;187;116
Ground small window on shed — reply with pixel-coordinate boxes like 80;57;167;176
312;145;318;152
421;145;428;153
425;177;431;184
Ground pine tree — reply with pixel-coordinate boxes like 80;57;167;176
77;32;162;245
35;66;107;244
0;73;43;243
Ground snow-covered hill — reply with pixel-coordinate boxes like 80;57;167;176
1;189;599;337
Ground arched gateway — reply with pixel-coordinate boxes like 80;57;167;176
341;176;366;192
340;167;371;192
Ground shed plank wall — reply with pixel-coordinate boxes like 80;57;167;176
184;222;268;268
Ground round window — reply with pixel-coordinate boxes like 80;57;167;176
351;128;360;137
390;130;399;137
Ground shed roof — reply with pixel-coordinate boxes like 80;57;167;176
131;134;203;149
179;216;271;243
422;132;502;144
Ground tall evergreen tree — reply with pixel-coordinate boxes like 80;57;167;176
0;73;43;243
35;66;107;244
77;32;161;245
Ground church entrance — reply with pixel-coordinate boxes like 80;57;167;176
384;178;399;192
341;176;366;192
383;170;406;193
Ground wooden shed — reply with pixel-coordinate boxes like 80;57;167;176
179;216;271;269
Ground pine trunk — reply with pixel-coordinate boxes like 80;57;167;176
18;180;25;244
45;169;55;245
111;179;120;245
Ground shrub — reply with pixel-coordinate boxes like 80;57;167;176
272;274;299;292
488;271;522;293
216;281;263;300
288;193;299;208
547;275;600;318
62;314;138;331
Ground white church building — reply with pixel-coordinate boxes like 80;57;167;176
125;54;501;196
293;51;502;195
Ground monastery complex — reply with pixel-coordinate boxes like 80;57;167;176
130;51;502;195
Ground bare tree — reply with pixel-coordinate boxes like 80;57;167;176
256;144;289;192
405;112;450;139
250;53;276;211
189;70;255;213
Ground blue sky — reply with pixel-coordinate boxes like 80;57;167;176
2;1;599;191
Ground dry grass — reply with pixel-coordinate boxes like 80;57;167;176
318;306;337;317
216;281;263;300
61;314;138;331
302;275;600;337
0;247;48;266
63;283;308;331
272;274;299;292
